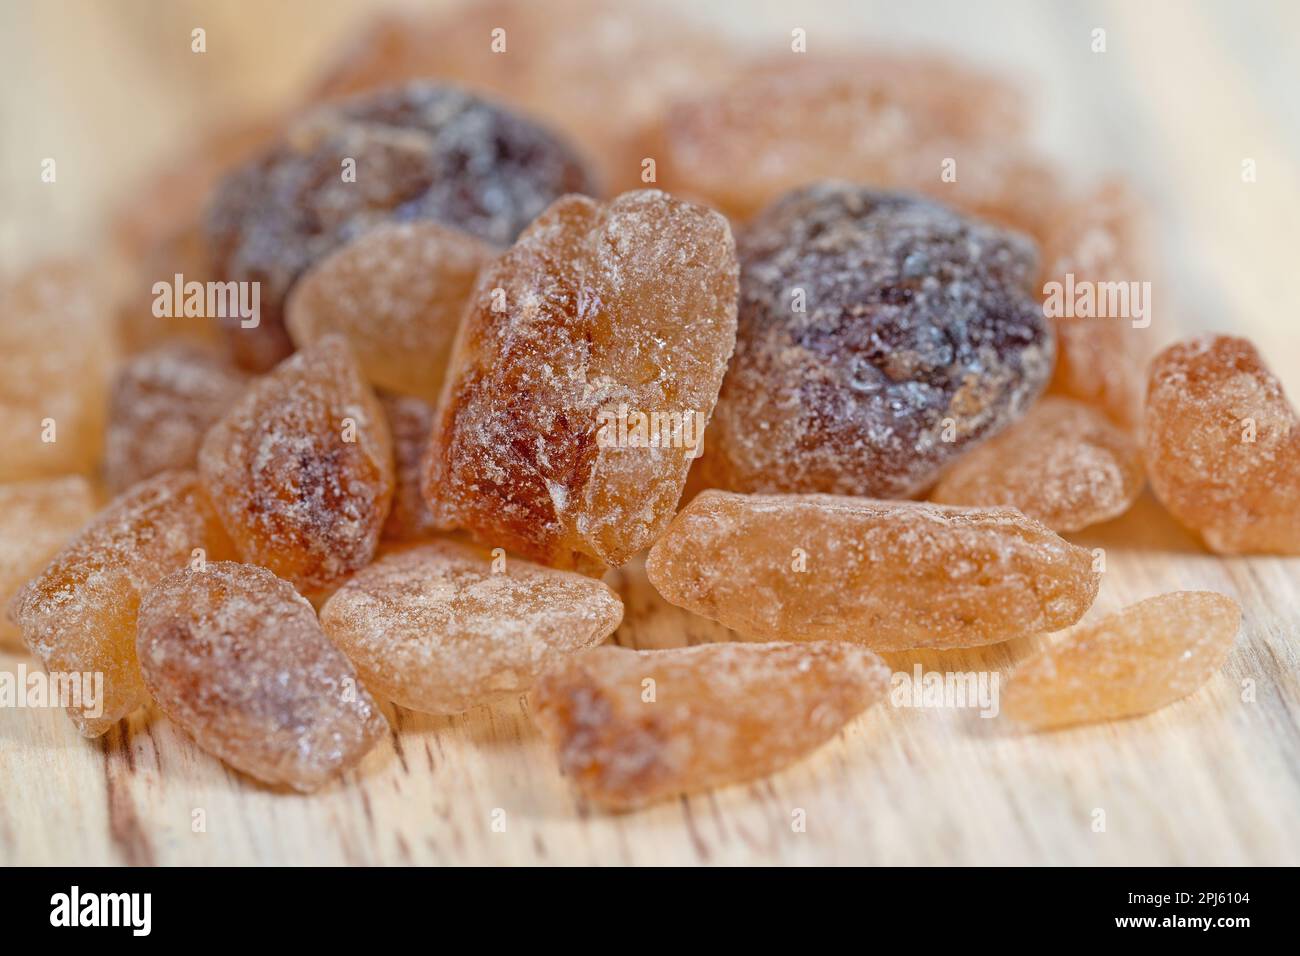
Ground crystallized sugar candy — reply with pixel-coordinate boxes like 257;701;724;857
931;397;1144;532
320;540;623;714
530;641;891;809
379;392;439;542
286;222;498;403
424;190;738;573
1144;335;1300;553
137;562;387;790
198;336;394;593
1004;591;1241;729
104;344;251;494
8;472;233;736
0;262;114;481
0;477;96;647
647;491;1099;650
206;83;596;369
699;184;1053;499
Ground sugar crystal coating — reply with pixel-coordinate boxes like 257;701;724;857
1004;591;1241;729
198;336;394;593
379;392;439;542
646;491;1099;650
286;221;498;403
530;641;891;809
1143;335;1300;553
931;397;1144;532
700;183;1053;499
137;562;388;790
206;82;596;369
8;472;233;736
424;189;739;572
0;477;96;648
320;539;623;714
104;344;251;494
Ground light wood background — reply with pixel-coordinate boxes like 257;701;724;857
1;0;1298;865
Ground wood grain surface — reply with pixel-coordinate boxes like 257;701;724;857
1;0;1298;866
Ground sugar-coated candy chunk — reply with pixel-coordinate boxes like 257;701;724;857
137;562;388;790
378;392;439;542
646;491;1099;650
1143;335;1300;553
931;397;1144;532
320;540;623;714
1004;591;1241;729
8;472;233;736
424;189;738;573
530;641;891;809
198;336;394;593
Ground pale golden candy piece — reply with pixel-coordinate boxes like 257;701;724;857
646;491;1099;650
137;562;388;791
1144;334;1300;553
320;540;623;714
198;336;394;593
424;189;738;573
0;262;115;481
530;641;891;810
286;222;498;404
931;397;1144;532
0;477;96;648
8;471;233;736
1004;591;1241;729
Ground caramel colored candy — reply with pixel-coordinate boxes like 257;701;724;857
425;190;738;572
1005;592;1241;729
137;562;387;790
646;491;1099;650
320;540;623;714
378;392;439;542
1144;335;1300;553
0;477;96;648
104;344;250;494
931;397;1144;532
286;222;498;403
530;641;891;809
0;262;114;481
198;336;394;593
8;472;233;736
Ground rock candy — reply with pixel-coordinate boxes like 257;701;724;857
206;82;596;370
530;641;891;809
286;221;497;403
1004;591;1241;729
104;344;250;494
699;183;1053;499
931;396;1144;532
0;477;96;648
379;392;439;542
137;562;387;790
320;540;623;714
424;189;739;573
8;471;233;736
198;336;394;593
1144;335;1300;553
646;491;1099;650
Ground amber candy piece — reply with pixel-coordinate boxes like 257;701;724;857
206;82;596;370
0;477;96;648
137;562;387;790
0;262;114;481
321;540;623;714
1143;335;1300;553
699;183;1053;499
647;491;1099;650
104;344;250;494
424;190;738;572
8;472;232;736
198;336;394;593
931;397;1144;532
531;641;891;809
1005;591;1241;729
379;392;439;542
